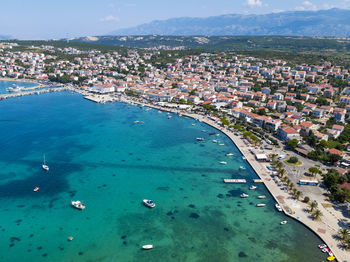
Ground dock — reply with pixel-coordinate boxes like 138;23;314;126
224;179;247;183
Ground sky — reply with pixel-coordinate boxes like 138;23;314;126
0;0;350;39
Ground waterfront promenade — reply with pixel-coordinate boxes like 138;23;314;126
109;94;349;262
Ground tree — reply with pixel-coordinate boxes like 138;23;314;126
312;209;323;221
310;201;318;212
303;196;310;203
329;153;342;164
308;167;320;177
296;190;302;200
287;156;299;164
287;139;299;149
279;168;287;178
338;228;350;241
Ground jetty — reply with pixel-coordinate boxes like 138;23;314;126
224;179;247;183
0;86;69;100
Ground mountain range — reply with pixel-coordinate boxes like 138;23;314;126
110;8;350;37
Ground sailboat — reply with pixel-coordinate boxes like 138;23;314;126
42;154;49;171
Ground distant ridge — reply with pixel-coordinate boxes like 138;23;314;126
110;8;350;37
0;35;11;40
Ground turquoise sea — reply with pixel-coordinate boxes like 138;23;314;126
0;82;328;262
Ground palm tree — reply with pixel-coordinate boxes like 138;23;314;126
345;237;350;250
310;201;318;213
292;188;297;195
279;168;287;178
296;191;302;200
275;161;283;171
338;228;350;241
312;209;322;221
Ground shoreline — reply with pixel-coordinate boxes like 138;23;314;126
112;95;348;262
2;88;348;261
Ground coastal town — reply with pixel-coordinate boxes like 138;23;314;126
1;40;350;261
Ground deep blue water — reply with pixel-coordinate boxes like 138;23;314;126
0;87;327;262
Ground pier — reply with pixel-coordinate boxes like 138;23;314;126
224;179;247;183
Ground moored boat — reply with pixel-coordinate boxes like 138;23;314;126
142;244;153;250
143;199;155;208
240;193;249;198
275;203;283;212
225;153;234;156
280;221;287;225
196;137;204;141
239;166;246;170
256;204;266;207
42;154;49;171
242;156;246;160
33;187;39;192
258;195;266;199
249;185;257;190
71;200;86;210
219;161;227;165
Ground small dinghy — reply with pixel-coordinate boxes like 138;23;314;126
280;221;287;225
142;244;153;250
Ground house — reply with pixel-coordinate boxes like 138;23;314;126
325;148;345;158
264;119;282;131
277;126;300;141
314;131;328;141
312;108;325;118
339;96;350;105
300;121;318;135
90;83;115;93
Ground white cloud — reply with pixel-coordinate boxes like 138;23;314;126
246;0;262;7
295;1;317;11
303;1;313;6
100;15;120;22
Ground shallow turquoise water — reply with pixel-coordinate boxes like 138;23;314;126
0;80;37;94
0;88;328;262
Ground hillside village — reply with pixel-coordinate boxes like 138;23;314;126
1;41;350;168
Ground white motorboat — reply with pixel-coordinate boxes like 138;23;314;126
219;143;224;146
275;203;283;212
226;153;234;156
239;166;246;170
42;154;49;171
256;204;266;207
258;195;266;199
142;244;153;250
212;140;217;143
6;84;23;92
219;161;227;165
249;185;257;190
280;221;287;225
143;199;155;208
242;156;246;160
240;193;249;198
196;137;204;141
71;200;86;210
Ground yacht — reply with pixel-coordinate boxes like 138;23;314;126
225;153;234;156
249;185;257;190
143;199;155;208
258;195;266;199
256;204;266;207
219;143;224;146
71;200;86;210
196;137;204;141
240;193;249;198
212;140;217;143
42;154;49;171
142;244;153;250
239;166;246;170
33;187;39;192
219;161;227;165
280;221;287;225
275;203;283;212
